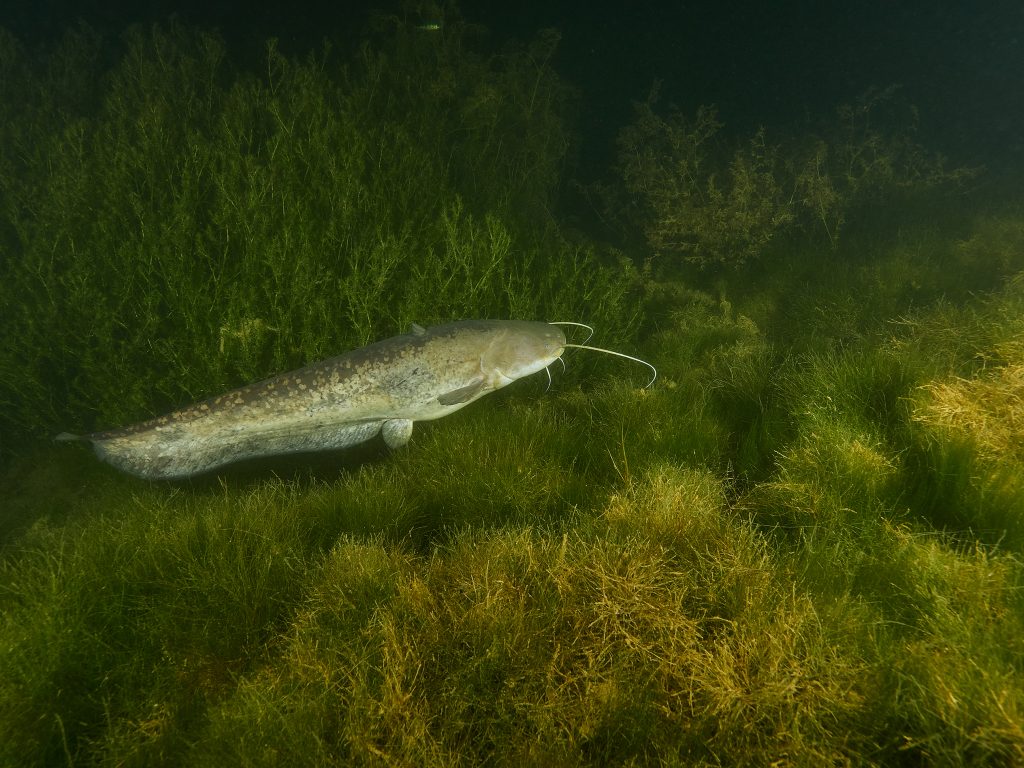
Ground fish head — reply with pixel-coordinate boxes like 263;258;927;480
481;321;566;387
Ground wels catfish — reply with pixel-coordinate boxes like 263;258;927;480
57;319;655;480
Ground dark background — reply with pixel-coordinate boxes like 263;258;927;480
3;0;1022;182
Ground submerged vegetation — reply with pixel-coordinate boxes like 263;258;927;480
2;10;1024;767
614;84;976;268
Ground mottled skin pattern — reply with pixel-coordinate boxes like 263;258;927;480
59;320;566;480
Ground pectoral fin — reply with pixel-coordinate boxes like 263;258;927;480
437;378;486;406
381;419;414;449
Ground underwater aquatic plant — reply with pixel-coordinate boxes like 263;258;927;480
617;97;793;268
615;85;974;269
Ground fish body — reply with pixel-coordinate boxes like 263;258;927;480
58;320;566;480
